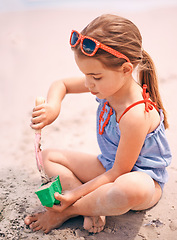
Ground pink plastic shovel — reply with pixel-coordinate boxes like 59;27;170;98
34;97;51;184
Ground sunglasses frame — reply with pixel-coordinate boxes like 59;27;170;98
70;30;130;63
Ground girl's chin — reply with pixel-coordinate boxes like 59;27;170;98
90;91;106;99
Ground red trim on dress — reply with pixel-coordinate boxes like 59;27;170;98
98;84;159;135
99;101;113;135
118;84;158;123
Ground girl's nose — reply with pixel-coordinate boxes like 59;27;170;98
85;77;95;89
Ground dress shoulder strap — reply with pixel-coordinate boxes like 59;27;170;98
118;84;159;123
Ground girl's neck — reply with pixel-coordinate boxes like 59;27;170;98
106;78;142;113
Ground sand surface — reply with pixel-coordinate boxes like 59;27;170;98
0;5;177;240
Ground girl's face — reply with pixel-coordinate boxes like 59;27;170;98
74;54;129;100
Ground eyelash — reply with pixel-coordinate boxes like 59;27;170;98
93;76;102;80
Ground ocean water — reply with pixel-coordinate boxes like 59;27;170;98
0;0;177;12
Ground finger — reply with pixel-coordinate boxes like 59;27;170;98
46;204;62;212
31;116;41;124
30;122;44;130
32;108;45;118
34;103;46;111
54;192;63;201
31;112;47;125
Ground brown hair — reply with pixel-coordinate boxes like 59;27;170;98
73;14;169;128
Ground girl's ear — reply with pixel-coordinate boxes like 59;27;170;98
122;62;133;75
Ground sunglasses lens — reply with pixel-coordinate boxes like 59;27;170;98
71;31;79;46
82;38;96;54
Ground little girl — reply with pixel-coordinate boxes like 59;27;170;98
25;14;172;234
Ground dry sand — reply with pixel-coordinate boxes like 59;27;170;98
0;5;177;240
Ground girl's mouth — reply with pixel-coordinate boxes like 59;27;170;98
90;91;98;95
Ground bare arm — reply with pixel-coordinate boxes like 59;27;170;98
75;111;148;194
31;77;88;130
50;106;150;212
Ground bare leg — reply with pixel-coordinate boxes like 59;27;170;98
25;171;162;233
25;149;106;233
68;172;162;216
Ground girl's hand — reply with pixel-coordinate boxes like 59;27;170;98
31;103;60;130
46;191;76;213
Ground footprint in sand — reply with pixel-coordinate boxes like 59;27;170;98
169;220;177;231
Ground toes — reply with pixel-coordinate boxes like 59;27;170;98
29;221;40;231
44;228;51;234
31;222;50;233
97;225;104;232
100;225;104;231
83;216;92;230
88;226;101;234
24;214;38;225
83;216;105;233
33;225;42;232
93;227;99;234
88;226;94;233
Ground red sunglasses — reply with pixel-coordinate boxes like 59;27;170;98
70;30;130;63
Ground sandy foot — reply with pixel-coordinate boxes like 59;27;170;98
24;210;106;234
83;216;106;233
24;210;70;234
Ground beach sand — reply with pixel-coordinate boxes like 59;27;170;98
0;5;177;240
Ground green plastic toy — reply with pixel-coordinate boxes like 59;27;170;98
35;175;62;207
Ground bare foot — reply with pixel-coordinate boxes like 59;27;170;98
83;216;106;233
24;210;69;234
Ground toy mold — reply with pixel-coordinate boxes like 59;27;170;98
35;175;62;207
